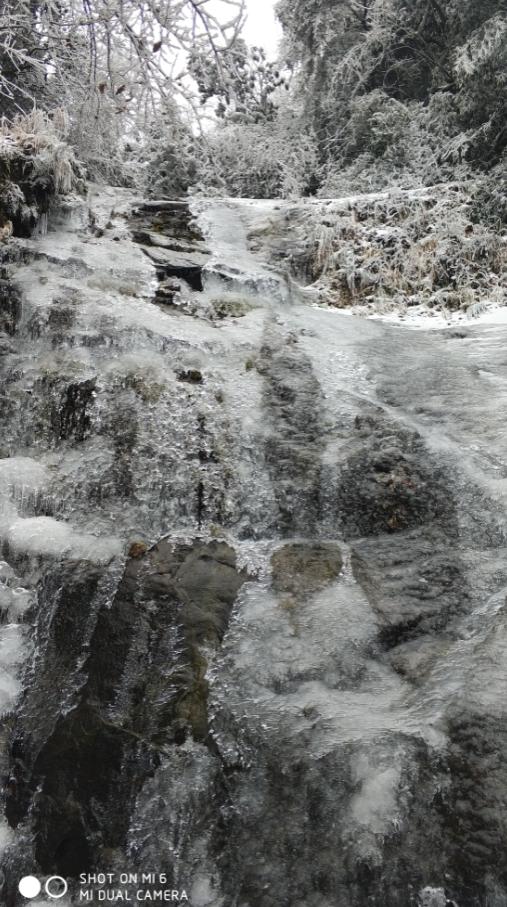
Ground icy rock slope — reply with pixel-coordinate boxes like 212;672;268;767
0;189;506;906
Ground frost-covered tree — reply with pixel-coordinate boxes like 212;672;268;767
452;11;507;164
189;40;289;123
275;0;507;186
0;0;246;179
192;98;319;198
0;0;49;115
141;100;197;197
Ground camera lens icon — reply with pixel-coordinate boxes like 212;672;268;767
18;874;68;899
45;876;68;898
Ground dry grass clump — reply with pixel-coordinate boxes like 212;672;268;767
291;183;506;318
0;108;77;194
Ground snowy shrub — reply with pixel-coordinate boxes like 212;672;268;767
140;106;198;197
343;91;412;161
0;108;82;236
469;160;507;229
280;184;506;317
0;109;79;194
193;108;319;199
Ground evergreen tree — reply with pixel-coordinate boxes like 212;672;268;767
189;40;288;124
275;0;507;181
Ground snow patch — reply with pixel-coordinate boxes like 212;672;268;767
418;887;452;907
5;516;122;564
0;818;15;856
350;755;401;834
0;457;50;491
0;623;26;667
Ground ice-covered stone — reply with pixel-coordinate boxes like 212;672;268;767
5;517;121;564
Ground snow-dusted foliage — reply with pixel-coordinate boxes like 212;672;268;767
169;0;507;200
189;41;289;124
258;184;507;318
140;102;198;198
0;110;77;193
0;0;504;219
275;0;507;192
192;104;319;199
0;0;246;181
0;109;82;236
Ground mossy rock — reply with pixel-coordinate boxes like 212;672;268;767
125;372;165;403
271;542;343;598
177;368;203;384
210;295;255;320
174;648;209;742
128;541;147;559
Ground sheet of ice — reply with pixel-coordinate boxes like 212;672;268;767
0;458;51;515
350;756;402;834
193;198;289;300
364;301;507;330
0;668;21;712
190;876;224;907
0;819;15;856
0;623;26;715
28;202;155;296
4;585;35;620
3;183;506;898
0;458;50;489
0;623;26;667
5;516;122;564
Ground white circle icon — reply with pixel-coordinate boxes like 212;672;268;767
18;876;42;898
45;876;68;899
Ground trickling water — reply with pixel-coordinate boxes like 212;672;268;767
0;188;506;906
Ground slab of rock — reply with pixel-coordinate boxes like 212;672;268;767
133;229;209;257
134;199;190;212
351;527;470;647
271;541;342;598
154;276;182;305
336;409;455;539
6;539;250;879
140;244;208;290
140;244;209;269
387;634;452;682
130;199;203;245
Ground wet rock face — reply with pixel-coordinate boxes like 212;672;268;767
131;199;208;292
4;562;107;824
2;189;507;907
131;200;203;243
0;163;53;237
337;410;455;539
4;540;249;890
271;541;343;597
351;529;469;649
335;407;468;664
259;329;325;536
0;279;22;335
52;378;96;442
440;710;507;906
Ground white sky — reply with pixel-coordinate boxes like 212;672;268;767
243;0;282;58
